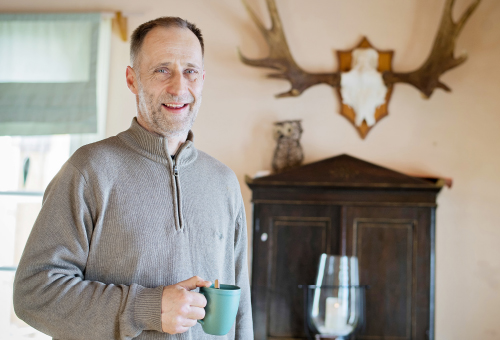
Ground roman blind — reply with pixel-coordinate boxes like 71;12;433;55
0;13;110;135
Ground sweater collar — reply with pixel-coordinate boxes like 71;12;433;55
117;117;198;166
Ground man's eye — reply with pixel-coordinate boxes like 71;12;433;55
157;69;168;74
185;69;197;74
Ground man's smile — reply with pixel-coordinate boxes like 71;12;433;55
162;102;189;112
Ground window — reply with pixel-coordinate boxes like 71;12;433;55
0;13;111;339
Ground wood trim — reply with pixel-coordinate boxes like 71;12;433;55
252;199;437;208
247;181;442;190
429;208;436;340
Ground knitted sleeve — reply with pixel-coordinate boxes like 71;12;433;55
233;196;254;339
13;161;163;340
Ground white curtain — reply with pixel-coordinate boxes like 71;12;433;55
0;13;111;136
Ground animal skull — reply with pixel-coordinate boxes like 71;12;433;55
340;48;388;127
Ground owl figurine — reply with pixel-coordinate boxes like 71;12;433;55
272;120;304;173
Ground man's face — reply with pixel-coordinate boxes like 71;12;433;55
127;26;205;137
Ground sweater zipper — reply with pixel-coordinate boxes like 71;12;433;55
172;158;182;230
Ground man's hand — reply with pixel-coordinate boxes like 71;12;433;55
161;276;212;334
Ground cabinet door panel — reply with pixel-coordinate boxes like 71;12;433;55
343;206;433;340
269;219;326;337
355;219;415;338
252;204;340;339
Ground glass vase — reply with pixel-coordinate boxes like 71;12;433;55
305;254;364;339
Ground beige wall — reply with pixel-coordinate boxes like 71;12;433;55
2;0;500;338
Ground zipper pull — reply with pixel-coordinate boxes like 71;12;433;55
173;164;179;177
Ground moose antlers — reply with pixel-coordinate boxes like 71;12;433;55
384;0;482;98
238;0;339;97
239;0;481;99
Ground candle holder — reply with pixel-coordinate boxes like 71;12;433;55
299;254;368;340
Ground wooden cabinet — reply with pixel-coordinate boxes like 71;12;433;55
246;154;444;340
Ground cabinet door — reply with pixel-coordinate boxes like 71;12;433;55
343;206;434;340
252;204;340;340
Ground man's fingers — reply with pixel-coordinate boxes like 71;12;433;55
173;325;190;334
201;280;212;288
188;291;207;308
177;276;211;291
182;318;198;328
161;277;212;334
187;306;206;320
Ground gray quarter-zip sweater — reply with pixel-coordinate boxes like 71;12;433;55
13;118;254;340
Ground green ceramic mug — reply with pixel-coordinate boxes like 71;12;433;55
198;284;241;335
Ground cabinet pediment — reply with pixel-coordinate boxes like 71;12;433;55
247;154;443;190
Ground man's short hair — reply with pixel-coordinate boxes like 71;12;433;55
130;17;204;67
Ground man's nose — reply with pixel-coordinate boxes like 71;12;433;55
167;71;188;97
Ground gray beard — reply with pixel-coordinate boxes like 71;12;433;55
137;84;201;138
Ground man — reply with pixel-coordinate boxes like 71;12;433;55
13;17;253;340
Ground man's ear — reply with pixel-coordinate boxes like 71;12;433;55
126;66;139;95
